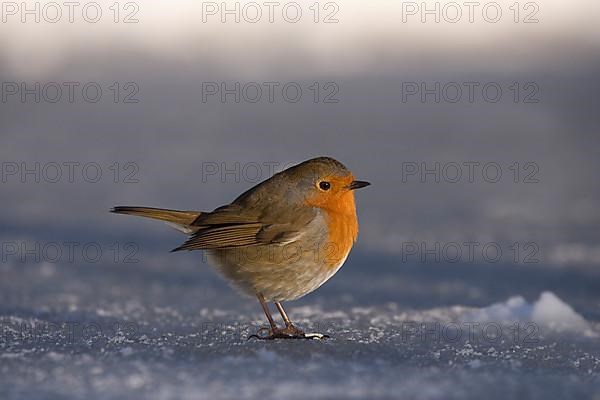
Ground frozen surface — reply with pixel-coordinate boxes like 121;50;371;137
1;255;600;400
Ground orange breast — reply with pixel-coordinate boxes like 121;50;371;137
306;190;359;268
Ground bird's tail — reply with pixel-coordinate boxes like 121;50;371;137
111;206;201;233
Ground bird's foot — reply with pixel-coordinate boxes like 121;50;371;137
248;325;329;340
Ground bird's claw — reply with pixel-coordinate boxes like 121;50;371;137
248;326;329;340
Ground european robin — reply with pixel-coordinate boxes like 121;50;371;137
111;157;370;339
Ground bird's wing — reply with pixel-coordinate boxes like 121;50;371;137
171;203;316;251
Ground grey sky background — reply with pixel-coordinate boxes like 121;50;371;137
1;0;599;268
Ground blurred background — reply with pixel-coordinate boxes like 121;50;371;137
1;0;599;268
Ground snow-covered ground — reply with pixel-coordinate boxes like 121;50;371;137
1;255;599;399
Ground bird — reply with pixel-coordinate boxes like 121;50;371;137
111;156;369;339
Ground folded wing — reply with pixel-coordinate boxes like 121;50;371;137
171;203;315;252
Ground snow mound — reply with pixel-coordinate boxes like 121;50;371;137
465;291;593;335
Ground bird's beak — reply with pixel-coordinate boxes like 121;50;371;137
348;180;371;190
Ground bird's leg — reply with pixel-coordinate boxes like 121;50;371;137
256;292;278;332
274;302;305;337
252;293;291;340
274;302;329;340
249;294;328;340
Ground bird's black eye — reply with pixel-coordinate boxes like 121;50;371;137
319;181;331;191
